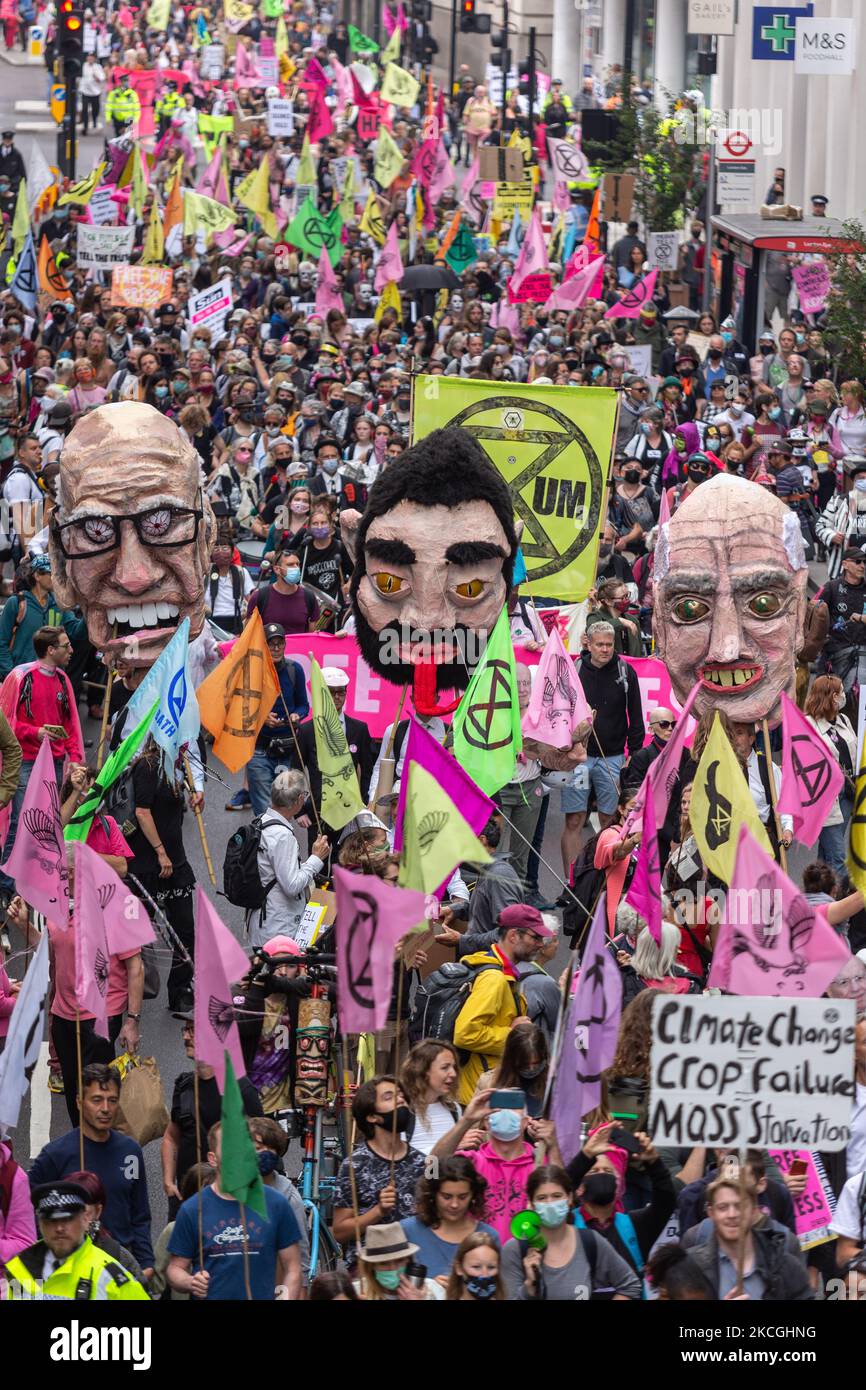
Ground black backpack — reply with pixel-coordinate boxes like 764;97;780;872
408;959;502;1052
223;815;282;909
562;834;604;944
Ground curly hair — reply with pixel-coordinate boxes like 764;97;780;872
413;1155;488;1227
400;1039;460;1119
608;989;656;1081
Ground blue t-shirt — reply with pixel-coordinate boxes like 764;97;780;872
29;1128;153;1269
168;1184;300;1300
399;1218;499;1280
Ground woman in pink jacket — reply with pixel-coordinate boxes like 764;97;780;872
0;1139;37;1277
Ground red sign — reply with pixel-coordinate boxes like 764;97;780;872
508;273;553;305
356;107;379;142
722;129;752;159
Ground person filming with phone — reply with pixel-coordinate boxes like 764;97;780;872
566;1122;676;1278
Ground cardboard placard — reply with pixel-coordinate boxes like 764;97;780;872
479;144;524;184
602;171;635;223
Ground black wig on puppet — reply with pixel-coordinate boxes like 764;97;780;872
341;427;517;716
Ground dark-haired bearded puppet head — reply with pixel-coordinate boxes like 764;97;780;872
341;427;517;716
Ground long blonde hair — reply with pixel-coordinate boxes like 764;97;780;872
444;1233;506;1301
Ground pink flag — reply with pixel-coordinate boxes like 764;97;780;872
213;230;251;254
552;181;571;214
304;55;330;89
196;146;229;204
604;268;659;319
234;42;261;89
383;3;397;36
657;481;672;529
521;627;592;749
331;56;353;113
3;738;69;923
153;126;174;159
708;825;851;997
194;886;251;1089
509;209;548;295
489;297;520;335
565;243;590;276
396;1;408;30
777;691;844;847
72;842;153;1039
543;254;605;313
307;86;334;145
427;137;455;206
333;866;428;1032
624;680;701;835
625;790;663;944
316;246;344;315
374;218;404;291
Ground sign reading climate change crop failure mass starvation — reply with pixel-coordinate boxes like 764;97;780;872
411;377;618;602
649;995;856;1151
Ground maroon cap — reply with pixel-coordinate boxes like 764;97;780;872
498;903;555;938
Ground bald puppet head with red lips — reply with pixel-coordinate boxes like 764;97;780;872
341;427;518;716
653;474;808;724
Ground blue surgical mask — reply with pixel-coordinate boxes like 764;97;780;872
284;566;301;584
854;477;866;493
639;421;651;435
374;1267;404;1291
722;331;733;344
533;1198;570;1229
322;458;339;474
155;385;169;399
795;332;805;345
488;1109;523;1141
768;406;782;420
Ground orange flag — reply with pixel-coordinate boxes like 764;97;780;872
37;235;73;301
162;163;184;241
439;209;461;259
584;187;601;257
196;609;281;773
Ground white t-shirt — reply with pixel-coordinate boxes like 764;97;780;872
848;1081;866;1180
410;1100;462;1156
829;1170;865;1241
206;566;254;618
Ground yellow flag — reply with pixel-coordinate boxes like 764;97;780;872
162;161;184;242
357;1033;376;1082
197;610;280;774
235;157;276;239
848;732;866;893
310;659;365;831
373;127;405;189
296;133;316;187
223;0;254;23
58;161;106;206
359;188;385;244
690;714;773;885
183;190;237;239
141;199;165;265
380;62;419;109
130;145;147;219
338;159;355;222
147;0;170;28
381;25;401;64
11;180;28;255
398;762;491;894
374;280;402;322
275;15;289;56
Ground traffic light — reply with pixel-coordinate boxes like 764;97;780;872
460;0;491;33
518;57;535;102
58;0;84;78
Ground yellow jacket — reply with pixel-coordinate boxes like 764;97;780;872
452;947;526;1105
4;1236;150;1301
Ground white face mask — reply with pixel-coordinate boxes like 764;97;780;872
854;477;866;493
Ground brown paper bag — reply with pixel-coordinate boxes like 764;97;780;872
114;1056;170;1148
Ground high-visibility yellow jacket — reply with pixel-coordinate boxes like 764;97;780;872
105;85;141;124
4;1236;150;1301
453;946;526;1105
155;90;184;120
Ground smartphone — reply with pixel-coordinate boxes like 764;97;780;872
788;1159;809;1178
489;1088;526;1111
609;1126;643;1156
42;725;67;739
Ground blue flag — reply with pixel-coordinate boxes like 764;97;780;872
10;232;37;312
121;618;199;777
506;209;523;259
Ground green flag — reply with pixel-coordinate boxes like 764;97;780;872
398;762;491;893
263;0;283;15
284;196;343;267
310;659;365;830
451;606;522;796
445;225;479;275
63;701;158;843
348;24;379;53
220;1053;267;1218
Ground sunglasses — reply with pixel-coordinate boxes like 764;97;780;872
653;719;674;730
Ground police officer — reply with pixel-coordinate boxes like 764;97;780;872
155;79;184;137
3;1181;149;1300
105;73;141;136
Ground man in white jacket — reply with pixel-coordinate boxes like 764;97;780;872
248;768;330;948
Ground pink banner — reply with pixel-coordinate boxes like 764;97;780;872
768;1150;835;1250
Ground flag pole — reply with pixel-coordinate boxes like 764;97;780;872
96;626;118;767
182;750;217;886
760;718;787;872
278;690;324;835
388;960;406;1186
75;1008;85;1168
193;1066;204;1271
340;1034;363;1256
368;682;409;812
735;1147;748;1295
239;1203;253;1301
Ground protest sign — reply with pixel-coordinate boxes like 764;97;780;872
200;43;224;78
649;996;856;1151
492;181;534;219
507;273;553;304
792;260;831;315
267;98;294;137
620;344;653;378
768;1149;836;1250
188;276;233;344
76;224;135;269
88;185;117;225
111;265;174;310
647;230;679;271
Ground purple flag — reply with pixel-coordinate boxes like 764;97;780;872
194;886;251;1089
73;841;155;1039
624;680;700;836
777;691;844;848
334;866;428;1032
551;895;622;1164
3;738;69;923
626;789;663;945
392;717;494;863
708;825;851;997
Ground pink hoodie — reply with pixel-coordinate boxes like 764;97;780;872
0;1141;37;1274
0;963;15;1039
456;1141;536;1245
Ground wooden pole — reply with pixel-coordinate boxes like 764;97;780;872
182;750;216;886
193;1066;204;1271
760;718;787;872
389;961;406;1186
239;1204;253;1301
734;1147;748;1296
95;626;118;767
278;690;323;836
368;683;409;812
75;1009;84;1169
340;1035;362;1258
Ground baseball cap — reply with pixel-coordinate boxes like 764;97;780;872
263;622;286;642
321;666;350;689
498;903;555;938
767;439;793;456
261;935;303;958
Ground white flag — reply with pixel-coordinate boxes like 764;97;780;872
0;930;50;1132
27;139;56;212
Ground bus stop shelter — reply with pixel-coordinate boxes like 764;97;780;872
709;214;863;350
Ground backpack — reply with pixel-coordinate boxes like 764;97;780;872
562;834;604;944
222;814;282;909
408;959;502;1051
209;565;244;623
255;580;315;625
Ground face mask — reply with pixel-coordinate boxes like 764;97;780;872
709;349;722;360
760;344;773;356
193;339;208;351
639;421;652;435
267;425;282;436
768;406;782;420
687;466;709;485
238;407;254;421
464;1274;498;1300
311;524;331;541
835;692;847;709
722;331;733;344
155;385;169;399
534;1199;570;1229
583;1172;617;1205
591;366;604;381
257;1150;280;1176
284;566;302;584
679;364;693;376
488;1109;523;1141
376;1104;411;1134
290;499;309;515
236;452;252;465
321;458;339;475
623;468;641;484
549;335;564;349
172;379;188;394
6;325;20;338
854;478;866;493
796;333;805;345
374;1268;405;1291
674;439;686;454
